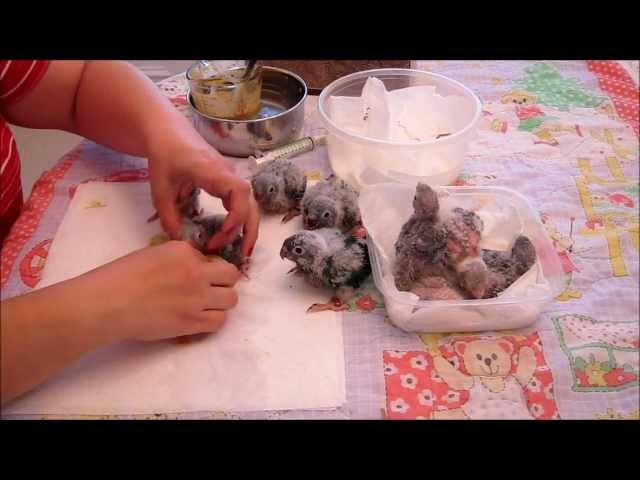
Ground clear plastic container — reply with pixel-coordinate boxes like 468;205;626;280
318;69;482;190
359;183;565;333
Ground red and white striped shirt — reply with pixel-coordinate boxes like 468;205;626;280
0;60;50;246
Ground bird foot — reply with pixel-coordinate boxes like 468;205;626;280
351;225;368;239
534;139;559;146
147;211;160;223
286;266;304;276
281;208;301;224
239;260;251;280
306;297;349;313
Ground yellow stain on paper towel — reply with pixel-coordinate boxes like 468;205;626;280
149;233;170;247
305;170;323;182
84;200;107;209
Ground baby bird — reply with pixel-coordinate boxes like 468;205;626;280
481;235;537;298
393;183;449;292
443;206;489;299
280;228;372;313
180;214;249;276
250;159;307;223
301;174;362;234
147;187;202;223
409;275;467;301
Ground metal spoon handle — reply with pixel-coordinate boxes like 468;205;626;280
243;60;257;79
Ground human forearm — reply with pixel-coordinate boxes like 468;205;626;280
2;60;207;160
0;276;119;406
70;61;207;158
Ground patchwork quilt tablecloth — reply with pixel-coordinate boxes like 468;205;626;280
1;61;638;420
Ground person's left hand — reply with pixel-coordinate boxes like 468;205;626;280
148;142;259;257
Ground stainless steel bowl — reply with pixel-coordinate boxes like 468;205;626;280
188;66;307;157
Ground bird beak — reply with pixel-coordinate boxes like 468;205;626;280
280;236;295;260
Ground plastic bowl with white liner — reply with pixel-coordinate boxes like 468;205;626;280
359;182;565;333
318;69;482;190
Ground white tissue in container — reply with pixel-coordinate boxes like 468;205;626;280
318;69;482;190
359;183;565;333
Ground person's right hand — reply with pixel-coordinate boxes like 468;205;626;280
78;240;241;342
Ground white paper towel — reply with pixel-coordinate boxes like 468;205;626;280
3;182;346;415
330;76;469;142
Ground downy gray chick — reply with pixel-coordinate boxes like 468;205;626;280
147;187;202;223
480;235;537;298
180;214;249;276
443;206;490;299
393;183;449;292
280;228;372;313
250;159;307;223
301;174;362;233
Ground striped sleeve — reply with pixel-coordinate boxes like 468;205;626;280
0;60;50;245
0;60;51;107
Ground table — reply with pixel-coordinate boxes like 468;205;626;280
1;61;638;420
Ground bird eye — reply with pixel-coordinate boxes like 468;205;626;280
322;211;331;219
268;186;275;194
293;247;303;255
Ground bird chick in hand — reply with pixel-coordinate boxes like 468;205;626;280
147;187;202;223
394;183;449;292
301;174;363;236
250;159;307;223
280;228;372;313
181;214;250;277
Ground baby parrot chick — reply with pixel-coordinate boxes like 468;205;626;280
443;206;490;299
180;214;250;277
301;174;362;234
147;187;202;223
393;183;449;292
481;235;537;298
250;159;307;223
280;228;372;313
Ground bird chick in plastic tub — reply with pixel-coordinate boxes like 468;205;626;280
318;69;482;191
359;182;565;333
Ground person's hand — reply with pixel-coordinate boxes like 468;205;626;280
80;241;241;342
148;141;259;257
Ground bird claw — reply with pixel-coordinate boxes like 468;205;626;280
239;260;251;280
306;297;349;313
287;266;301;275
281;208;301;224
351;225;368;239
147;211;159;223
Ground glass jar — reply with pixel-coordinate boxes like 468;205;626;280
187;60;262;120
